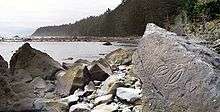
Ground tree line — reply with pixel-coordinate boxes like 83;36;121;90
32;0;219;37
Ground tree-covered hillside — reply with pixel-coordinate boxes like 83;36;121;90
32;0;179;37
32;0;219;37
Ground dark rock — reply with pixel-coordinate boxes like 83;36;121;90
56;64;91;96
105;48;132;66
11;82;36;99
10;43;63;80
12;98;35;111
0;55;8;75
89;58;112;81
133;23;220;112
103;41;112;46
65;57;74;60
0;76;17;111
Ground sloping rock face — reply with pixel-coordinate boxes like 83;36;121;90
56;63;90;96
89;58;113;81
0;55;8;75
133;23;220;112
10;43;63;80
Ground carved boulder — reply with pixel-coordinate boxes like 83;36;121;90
133;23;220;112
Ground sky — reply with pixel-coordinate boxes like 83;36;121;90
0;0;121;36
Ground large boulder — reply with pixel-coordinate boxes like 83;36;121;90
133;23;220;112
0;55;8;75
10;43;63;80
56;63;91;96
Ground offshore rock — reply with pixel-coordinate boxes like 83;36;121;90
10;43;63;80
133;23;220;112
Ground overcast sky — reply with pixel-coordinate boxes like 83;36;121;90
0;0;121;36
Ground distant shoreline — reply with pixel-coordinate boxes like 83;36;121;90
0;36;141;44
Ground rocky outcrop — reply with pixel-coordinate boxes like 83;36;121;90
133;23;220;112
10;43;63;80
0;55;8;75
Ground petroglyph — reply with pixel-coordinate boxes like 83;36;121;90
133;23;220;112
153;65;169;77
167;67;185;85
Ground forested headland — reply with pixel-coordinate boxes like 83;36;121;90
32;0;220;38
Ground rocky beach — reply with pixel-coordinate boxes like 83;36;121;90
0;23;220;112
0;39;141;111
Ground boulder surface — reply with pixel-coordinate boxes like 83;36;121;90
56;63;90;96
105;48;132;66
0;55;8;75
133;23;220;112
10;43;63;80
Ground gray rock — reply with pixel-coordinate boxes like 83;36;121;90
12;98;35;111
89;58;112;81
33;99;68;112
11;82;36;99
60;94;79;104
10;69;33;83
94;94;113;105
132;105;143;112
31;77;47;89
118;65;127;71
91;103;119;112
0;55;8;75
84;81;96;92
116;87;142;103
10;43;63;80
69;103;91;112
133;23;220;112
122;108;132;112
0;76;17;111
105;48;132;66
97;75;122;96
